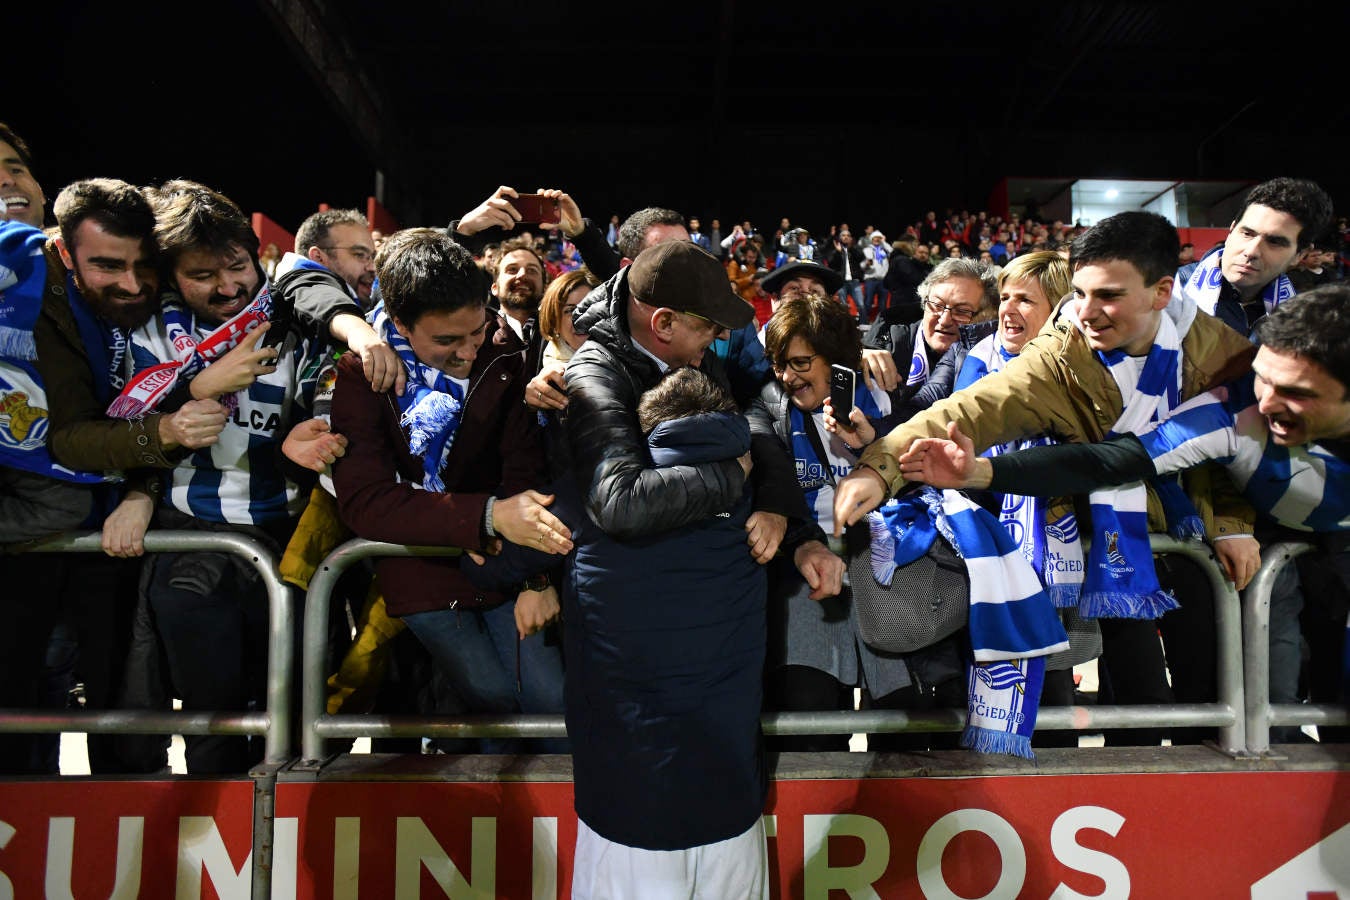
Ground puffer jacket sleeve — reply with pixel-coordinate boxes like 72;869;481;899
563;346;745;542
274;267;363;339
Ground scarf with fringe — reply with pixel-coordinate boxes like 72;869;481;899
1063;301;1200;618
869;488;1069;759
957;334;1085;609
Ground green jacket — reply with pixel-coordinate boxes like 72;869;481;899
33;242;184;474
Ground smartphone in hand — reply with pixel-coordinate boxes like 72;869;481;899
512;193;560;224
830;364;856;430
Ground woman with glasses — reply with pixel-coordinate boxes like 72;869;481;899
863;258;998;398
748;294;934;751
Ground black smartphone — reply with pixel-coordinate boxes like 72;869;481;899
830;363;855;429
260;289;295;351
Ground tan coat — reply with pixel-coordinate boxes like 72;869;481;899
860;299;1258;537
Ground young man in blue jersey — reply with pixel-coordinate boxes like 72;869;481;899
898;285;1350;740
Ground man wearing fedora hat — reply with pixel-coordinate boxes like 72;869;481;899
562;240;842;897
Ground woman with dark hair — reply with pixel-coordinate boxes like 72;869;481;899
748;295;961;751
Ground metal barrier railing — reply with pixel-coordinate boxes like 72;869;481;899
6;530;293;900
299;533;1252;761
1243;541;1350;754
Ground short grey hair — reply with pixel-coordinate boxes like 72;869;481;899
917;258;999;314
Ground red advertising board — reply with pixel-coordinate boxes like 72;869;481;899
0;772;1345;897
272;773;1348;898
0;780;254;898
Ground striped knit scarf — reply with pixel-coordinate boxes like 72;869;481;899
371;302;465;493
869;488;1069;758
107;283;277;419
1063;302;1197;618
1177;246;1294;321
957;335;1085;609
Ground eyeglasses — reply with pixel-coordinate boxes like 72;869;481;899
922;298;977;323
774;353;820;373
320;245;375;263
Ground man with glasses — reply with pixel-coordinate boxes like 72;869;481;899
864;257;998;393
285;208;378;309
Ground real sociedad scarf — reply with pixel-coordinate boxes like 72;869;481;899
906;326;933;387
868;487;1069;758
957;335;1085;608
107;284;275;419
371;302;465;493
1064;302;1195;618
0;224;109;484
788;377;888;531
1177;246;1294;320
0;222;44;361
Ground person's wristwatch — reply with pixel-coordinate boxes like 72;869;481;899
522;573;550;593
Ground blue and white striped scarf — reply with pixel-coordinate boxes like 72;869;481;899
869;488;1069;758
1065;301;1206;618
371;302;466;493
1176;245;1294;321
788;378;889;533
0;223;113;485
957;335;1085;609
906;326;933;387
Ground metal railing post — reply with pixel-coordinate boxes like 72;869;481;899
18;529;295;900
1243;542;1314;754
300;539;462;763
1147;535;1247;755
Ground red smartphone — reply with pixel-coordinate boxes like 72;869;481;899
512;193;559;224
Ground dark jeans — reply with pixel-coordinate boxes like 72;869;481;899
147;550;271;774
1;554;158;774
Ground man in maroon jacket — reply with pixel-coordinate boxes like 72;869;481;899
330;227;571;751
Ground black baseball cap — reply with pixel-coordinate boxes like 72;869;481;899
628;241;753;330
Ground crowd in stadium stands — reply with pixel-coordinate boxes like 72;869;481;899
3;116;1348;893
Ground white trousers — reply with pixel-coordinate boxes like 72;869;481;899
572;816;769;900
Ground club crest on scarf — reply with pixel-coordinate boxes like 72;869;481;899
0;383;46;451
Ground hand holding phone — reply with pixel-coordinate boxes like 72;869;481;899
829;364;856;431
512;193;560;224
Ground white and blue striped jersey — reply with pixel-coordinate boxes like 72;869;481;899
130;313;321;526
1137;375;1350;533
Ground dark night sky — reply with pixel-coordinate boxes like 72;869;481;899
13;2;1349;239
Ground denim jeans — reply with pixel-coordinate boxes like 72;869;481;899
837;280;866;323
403;601;569;753
1267;562;1306;742
863;279;888;318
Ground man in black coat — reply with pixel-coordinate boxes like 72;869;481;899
561;241;842;897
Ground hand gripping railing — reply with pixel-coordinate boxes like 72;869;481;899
7;529;293;900
1243;541;1350;753
300;533;1250;760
